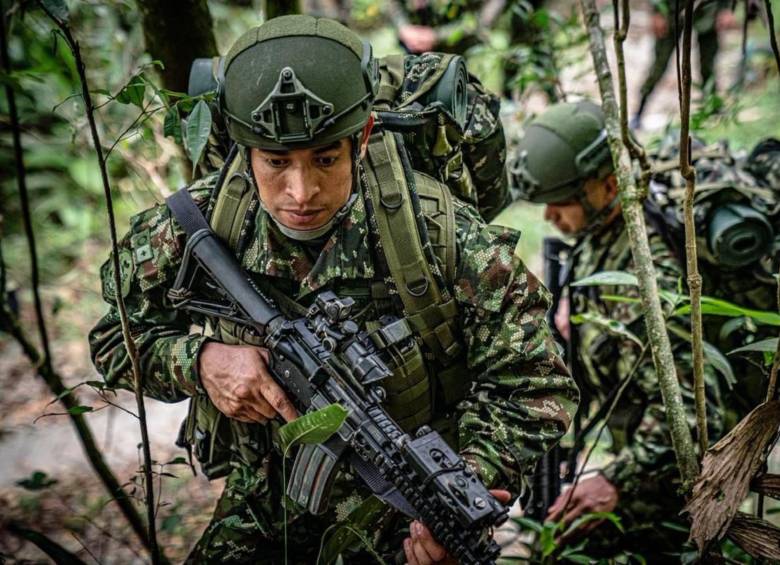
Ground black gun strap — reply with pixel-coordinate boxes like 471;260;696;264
166;188;211;237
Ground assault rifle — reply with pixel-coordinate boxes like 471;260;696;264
165;189;508;565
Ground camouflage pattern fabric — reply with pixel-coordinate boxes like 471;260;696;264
89;165;578;561
388;52;510;222
567;216;725;560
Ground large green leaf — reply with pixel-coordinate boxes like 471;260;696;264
571;271;638;287
279;404;348;456
728;338;779;356
570;311;643;347
184;100;212;168
674;297;780;326
115;74;146;108
666;324;735;387
163;106;182;145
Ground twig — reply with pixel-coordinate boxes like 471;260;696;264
70;532;102;565
766;270;780;401
35;4;162;563
0;3;154;558
579;0;699;489
1;0;52;376
612;0;652;190
765;0;780;78
678;0;708;454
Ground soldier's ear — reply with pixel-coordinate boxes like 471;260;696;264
604;174;619;199
358;114;375;159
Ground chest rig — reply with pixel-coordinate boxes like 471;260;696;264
181;129;471;478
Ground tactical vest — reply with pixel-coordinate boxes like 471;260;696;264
182;129;472;479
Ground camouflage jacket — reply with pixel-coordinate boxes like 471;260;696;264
89;167;578;495
568;216;724;499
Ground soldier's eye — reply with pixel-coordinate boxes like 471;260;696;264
267;158;288;168
316;156;338;167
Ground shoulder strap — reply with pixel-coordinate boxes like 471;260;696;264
414;171;457;286
364;129;461;364
209;148;255;251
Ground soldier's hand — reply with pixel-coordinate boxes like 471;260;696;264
198;342;298;424
545;474;618;537
403;489;511;565
398;24;437;53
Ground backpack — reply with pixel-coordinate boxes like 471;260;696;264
645;138;780;291
188;51;509;221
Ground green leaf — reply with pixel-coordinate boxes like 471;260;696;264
570;312;643;347
666;324;735;387
163;106;182;144
67;405;94;416
674;296;780;326
40;0;69;22
563;555;595;564
600;294;642;304
571;271;638;287
510;516;544;533
115;75;146;108
16;470;58;491
562;511;623;539
184;100;212;168
728;337;779;356
278;404;348;456
165;456;189;465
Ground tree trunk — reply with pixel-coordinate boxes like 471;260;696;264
138;0;218;93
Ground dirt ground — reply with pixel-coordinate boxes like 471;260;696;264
1;2;778;563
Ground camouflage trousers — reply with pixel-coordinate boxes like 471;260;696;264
186;461;407;564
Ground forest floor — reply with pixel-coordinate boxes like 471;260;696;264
1;2;779;563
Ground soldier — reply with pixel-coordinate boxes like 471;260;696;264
89;16;578;564
633;0;735;128
511;101;725;561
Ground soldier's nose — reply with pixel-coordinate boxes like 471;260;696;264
286;167;319;205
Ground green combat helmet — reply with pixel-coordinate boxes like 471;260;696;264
220;15;379;151
510;100;614;222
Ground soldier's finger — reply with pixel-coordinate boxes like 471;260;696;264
413;522;446;562
546;492;570;521
256;361;298;422
404;538;419;565
238;405;270;424
411;537;434;565
251;396;278;420
560;503;586;528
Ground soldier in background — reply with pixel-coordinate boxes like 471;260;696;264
90;16;578;563
632;0;736;128
511;100;726;561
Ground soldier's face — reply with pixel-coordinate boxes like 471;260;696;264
543;175;618;236
249;118;373;232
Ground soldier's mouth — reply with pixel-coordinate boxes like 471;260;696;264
282;209;327;228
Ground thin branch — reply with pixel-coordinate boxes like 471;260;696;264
0;2;154;558
679;0;708;454
765;0;780;78
579;0;699;489
35;4;162;563
766;270;780;401
1;0;52;376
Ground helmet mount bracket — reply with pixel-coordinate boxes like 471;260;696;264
250;67;335;144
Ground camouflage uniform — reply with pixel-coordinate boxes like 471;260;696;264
89;165;578;562
566;217;725;561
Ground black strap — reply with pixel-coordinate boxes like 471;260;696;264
166;188;210;237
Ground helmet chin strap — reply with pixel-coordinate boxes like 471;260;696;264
576;191;620;236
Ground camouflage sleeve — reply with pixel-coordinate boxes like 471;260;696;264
462;82;510;223
596;231;725;491
88;178;217;402
452;202;579;490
